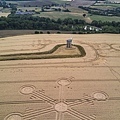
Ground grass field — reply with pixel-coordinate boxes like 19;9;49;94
31;4;92;22
34;11;84;20
0;7;3;10
1;8;11;13
93;3;120;8
0;12;10;17
17;7;40;11
104;3;120;7
0;34;120;120
90;5;117;10
89;14;120;22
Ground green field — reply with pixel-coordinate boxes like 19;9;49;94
89;14;120;22
33;5;91;22
92;3;120;8
34;11;84;20
106;3;120;7
90;5;116;10
17;7;40;11
0;7;3;10
0;12;10;17
0;0;120;23
108;0;120;2
46;0;67;4
1;8;11;13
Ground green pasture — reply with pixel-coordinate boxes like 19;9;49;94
93;3;120;8
89;14;120;22
34;11;84;20
0;13;10;17
68;6;87;13
0;7;3;10
90;5;116;10
48;0;67;4
1;8;11;13
17;7;40;11
6;0;69;7
106;3;120;7
6;1;32;5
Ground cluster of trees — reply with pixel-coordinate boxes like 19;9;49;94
0;1;17;8
0;15;85;30
35;31;51;34
0;15;120;33
91;20;120;33
78;6;120;16
0;1;10;8
0;1;17;14
41;3;71;12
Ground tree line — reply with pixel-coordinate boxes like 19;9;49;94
0;15;120;33
78;6;120;17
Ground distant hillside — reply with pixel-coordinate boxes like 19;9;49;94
19;0;96;7
71;0;96;7
3;0;96;7
20;0;56;7
3;0;120;7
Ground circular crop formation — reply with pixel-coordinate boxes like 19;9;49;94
55;102;68;112
57;78;71;86
98;44;111;50
20;85;35;95
92;91;108;101
4;113;22;120
111;44;120;51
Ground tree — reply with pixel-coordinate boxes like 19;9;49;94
47;31;50;34
63;9;71;12
40;31;43;34
0;21;8;30
57;31;61;34
83;14;86;17
34;31;39;34
41;7;44;12
57;18;62;24
72;31;77;34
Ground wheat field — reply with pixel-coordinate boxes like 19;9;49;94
0;34;120;120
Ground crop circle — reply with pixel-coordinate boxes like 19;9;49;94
4;113;22;120
98;44;111;50
57;78;71;86
92;91;108;101
20;85;35;95
111;44;120;51
55;102;68;112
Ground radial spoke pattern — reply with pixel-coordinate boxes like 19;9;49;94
68;96;94;107
67;109;96;120
23;107;54;120
31;90;56;105
4;78;97;120
56;112;64;120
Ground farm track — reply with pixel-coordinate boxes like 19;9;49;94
1;97;120;106
0;65;120;69
0;79;119;84
0;100;45;105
